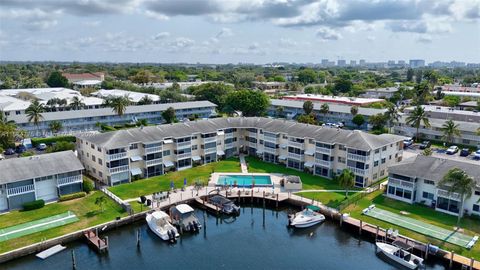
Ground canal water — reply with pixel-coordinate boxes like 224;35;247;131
2;206;447;270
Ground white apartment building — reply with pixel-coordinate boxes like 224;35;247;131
386;155;480;217
76;117;406;187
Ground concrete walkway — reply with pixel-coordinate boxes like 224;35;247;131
239;154;248;173
295;189;366;193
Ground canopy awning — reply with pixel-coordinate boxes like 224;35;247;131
217;130;225;136
304;161;314;168
163;160;174;167
217;150;225;156
130;156;143;162
256;150;263;155
280;144;288;149
278;155;287;160
130;168;142;176
192;155;201;161
163;139;173;144
304;149;315;156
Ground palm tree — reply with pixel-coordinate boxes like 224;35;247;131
46;98;59;112
275;106;284;118
138;95;153;105
439;168;476;225
49;121;63;135
136;119;148;127
385;104;400;133
441;119;461;145
26;100;45;135
338;169;355;198
405;106;430;142
0;110;17;149
0;110;15;125
319;103;329;121
350;106;358;116
303;101;314;115
107;96;130;117
95;195;108;213
69;96;85;110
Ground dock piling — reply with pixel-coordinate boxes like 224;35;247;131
359;220;362;236
136;229;140;247
450;251;454;269
425;243;429;260
71;250;76;270
470;257;474;270
276;194;279;208
375;226;379;241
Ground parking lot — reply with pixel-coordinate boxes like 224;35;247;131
405;144;480;165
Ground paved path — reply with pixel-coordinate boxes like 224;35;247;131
295;189;365;193
239;154;248;173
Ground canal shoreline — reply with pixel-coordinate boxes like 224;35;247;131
0;191;478;269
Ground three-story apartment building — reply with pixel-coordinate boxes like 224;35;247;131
77;117;405;187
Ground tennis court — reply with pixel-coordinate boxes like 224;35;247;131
364;207;477;248
0;211;79;242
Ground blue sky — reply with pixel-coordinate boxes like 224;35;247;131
0;0;479;63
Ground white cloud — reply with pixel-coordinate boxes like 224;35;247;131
216;27;233;38
316;27;342;40
153;32;171;40
83;20;101;27
416;35;433;43
145;10;169;20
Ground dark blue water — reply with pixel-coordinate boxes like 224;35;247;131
2;206;446;270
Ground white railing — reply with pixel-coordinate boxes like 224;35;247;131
204;148;216;154
176;152;192;160
7;184;35;196
225;133;234;139
264;147;277;154
348;166;367;176
249;131;257;138
176;141;191;149
347;153;368;162
437;189;461;201
263;136;277;143
145;146;162;154
106;152;127;161
315;159;331;167
288;141;304;149
203;137;217;143
288;152;304;161
57;175;82;186
109;165;129;174
225;143;234;149
146;158;163;167
316;147;332;155
249;142;257;148
388;178;414;189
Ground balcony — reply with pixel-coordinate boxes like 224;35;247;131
145;146;162;154
249;142;257;148
7;184;35;196
109;165;129;174
315;147;332;155
288;141;304;149
146;158;163;167
347;166;367;176
57;175;83;186
203;137;217;143
315;159;331;168
204;148;216;154
437;189;461;201
264;147;277;154
176;141;191;149
225;143;234;149
249;131;257;138
263;135;277;143
288;152;304;161
106;152;127;161
225;133;234;139
388;178;414;189
347;153;368;162
176;152;192;160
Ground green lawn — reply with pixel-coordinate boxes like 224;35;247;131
245;157;348;190
0;191;126;254
298;191;354;208
344;190;480;260
109;158;241;200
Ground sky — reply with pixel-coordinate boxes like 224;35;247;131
0;0;479;64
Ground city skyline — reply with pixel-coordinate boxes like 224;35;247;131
0;0;479;63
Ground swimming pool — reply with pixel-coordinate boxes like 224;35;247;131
217;174;272;187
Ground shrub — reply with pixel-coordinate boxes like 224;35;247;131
23;199;45;211
47;141;75;153
101;125;116;132
31;136;76;146
20;151;35;157
124;123;136;128
113;125;123;129
59;192;86;202
83;178;94;194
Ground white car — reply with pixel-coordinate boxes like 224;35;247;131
474;150;480;160
446;145;459;155
403;138;414;148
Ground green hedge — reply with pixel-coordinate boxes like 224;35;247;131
83;178;94;194
22;199;45;211
31;136;76;146
59;192;86;202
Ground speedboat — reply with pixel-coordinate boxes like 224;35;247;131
376;241;424;269
209;195;240;215
169;204;202;233
288;205;325;228
146;210;179;242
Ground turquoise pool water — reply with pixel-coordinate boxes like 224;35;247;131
217;175;272;187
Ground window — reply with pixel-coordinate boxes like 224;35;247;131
424;179;435;185
380;170;385;176
91;144;95;149
422;192;434;200
97;147;102;152
389;155;392;160
99;172;103;178
475;191;480;196
130;143;138;150
381;158;386;164
373;173;378;179
338;145;346;151
163;150;170;156
375;149;380;154
192;145;198;150
473;204;480;212
374;161;379;167
87;153;89;158
382;146;387;151
98;158;103;165
92;155;96;162
92;168;96;174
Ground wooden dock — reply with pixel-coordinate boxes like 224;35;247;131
83;230;108;253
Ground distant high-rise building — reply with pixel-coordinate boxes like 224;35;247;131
398;60;406;66
321;59;329;66
337;60;346;67
359;59;366;66
387;60;395;67
409;59;425;68
350;60;357;66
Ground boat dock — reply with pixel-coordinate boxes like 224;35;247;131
35;244;66;259
84;229;108;253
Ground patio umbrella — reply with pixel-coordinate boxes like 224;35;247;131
184;178;187;187
170;180;174;190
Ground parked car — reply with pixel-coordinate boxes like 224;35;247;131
419;141;431;149
459;148;470;157
474;150;480;160
36;143;47;151
15;145;27;154
0;154;5;160
403;138;414;148
446;145;459;155
4;148;15;155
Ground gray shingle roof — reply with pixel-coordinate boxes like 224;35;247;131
389;155;480;184
0;151;84;184
78;117;406;151
271;99;386;116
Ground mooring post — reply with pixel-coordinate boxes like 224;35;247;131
425;243;429;260
251;191;253;203
105;236;109;251
449;251;454;269
375;226;379;241
339;215;343;227
71;250;76;270
137;229;140;247
276;194;279;208
262;191;265;207
470;257;474;270
359;220;362;236
180;193;183;201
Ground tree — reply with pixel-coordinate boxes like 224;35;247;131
161;107;176;124
338;169;355;198
385;104;400;133
275;106;284;118
350;106;358;116
369;113;387;131
443;96;461;107
26;100;45;132
49;121;63;135
69;96;85;110
406;68;414;82
225;90;270;117
422;148;433;156
441;119;461;144
0;110;17;149
413;81;431;105
105;96;130;117
319;103;329;119
439;168;476;225
303;101;314;115
352;114;365;129
137;95;153;105
190;83;234;111
297;114;316;125
406;106;430;142
95;195;108;213
129;69;154;84
334;77;353;93
46;71;69;87
297;68;318;84
136;119;149;127
83;178;94;194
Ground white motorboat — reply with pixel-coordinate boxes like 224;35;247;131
376;241;424;269
146;210;179;242
170;204;202;232
209;195;240;215
289;206;325;228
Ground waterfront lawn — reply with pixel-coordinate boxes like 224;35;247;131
109;158;241;200
245;157;348;191
344;190;480;260
299;192;354;208
0;191;126;254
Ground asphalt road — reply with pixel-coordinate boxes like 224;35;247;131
404;144;480;165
